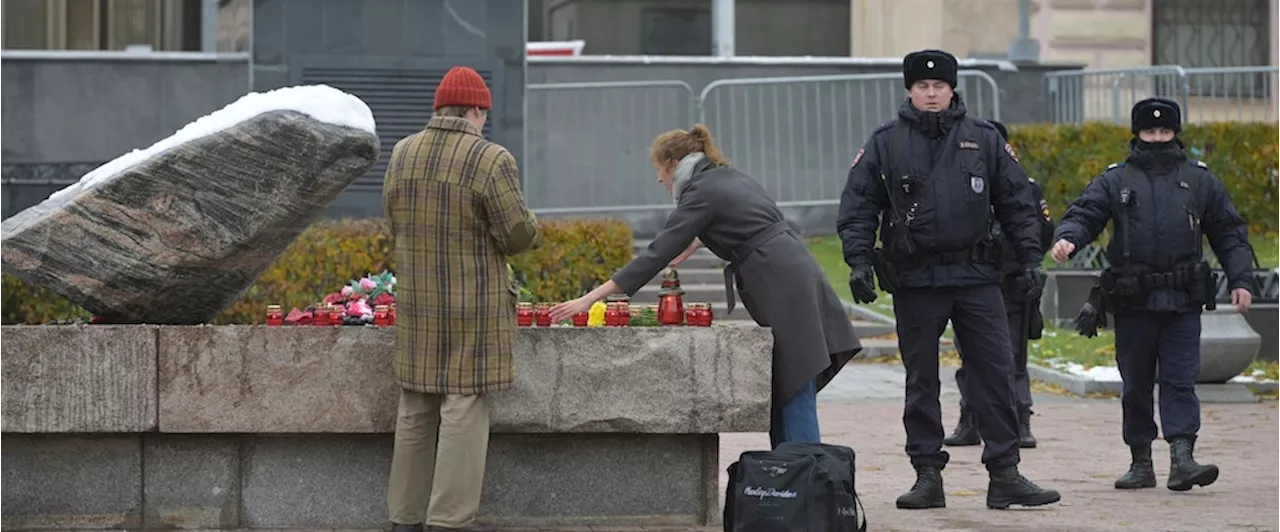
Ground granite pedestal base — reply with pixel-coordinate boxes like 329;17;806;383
1;325;771;529
1;432;719;529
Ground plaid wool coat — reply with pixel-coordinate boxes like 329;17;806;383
382;116;538;395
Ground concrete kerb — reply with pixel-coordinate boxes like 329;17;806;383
1025;362;1272;403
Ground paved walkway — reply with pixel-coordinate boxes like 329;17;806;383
718;362;1280;532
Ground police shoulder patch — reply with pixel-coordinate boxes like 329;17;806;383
1039;198;1051;221
1004;142;1019;163
851;148;865;168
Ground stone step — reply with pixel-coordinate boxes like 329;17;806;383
857;338;901;359
631;240;726;269
641;267;724;286
855;337;955;359
632;282;728;304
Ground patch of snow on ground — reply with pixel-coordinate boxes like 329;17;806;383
1051;360;1123;382
46;84;376;203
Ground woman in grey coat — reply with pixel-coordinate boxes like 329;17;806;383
549;124;862;447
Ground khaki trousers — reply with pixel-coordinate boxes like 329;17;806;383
387;388;491;527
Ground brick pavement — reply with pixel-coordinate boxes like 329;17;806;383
721;397;1280;532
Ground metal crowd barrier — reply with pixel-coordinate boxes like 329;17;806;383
695;71;1001;208
1045;65;1279;125
523;80;697;214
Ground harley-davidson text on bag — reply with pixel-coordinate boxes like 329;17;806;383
723;442;867;532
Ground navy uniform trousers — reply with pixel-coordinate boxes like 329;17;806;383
894;284;1022;470
1114;310;1202;445
953;301;1034;412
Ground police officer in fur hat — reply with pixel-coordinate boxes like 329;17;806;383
1051;97;1257;492
837;49;1061;511
945;120;1055;450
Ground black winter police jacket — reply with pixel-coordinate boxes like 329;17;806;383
837;95;1044;290
1053;139;1257;313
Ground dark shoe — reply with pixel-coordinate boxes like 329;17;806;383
986;466;1062;509
391;524;423;532
1114;444;1157;489
1017;409;1038;449
943;409;981;446
1167;436;1219;491
896;466;946;509
427;525;496;532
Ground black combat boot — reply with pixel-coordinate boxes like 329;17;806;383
943;409;981;446
1018;409;1038;449
986;465;1062;509
1167;436;1219;491
1114;444;1157;489
896;466;946;509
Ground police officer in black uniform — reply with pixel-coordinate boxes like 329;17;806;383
837;49;1061;511
1051;97;1256;492
945;120;1055;449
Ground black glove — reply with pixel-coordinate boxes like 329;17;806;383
1022;265;1047;300
849;265;878;304
1074;301;1101;338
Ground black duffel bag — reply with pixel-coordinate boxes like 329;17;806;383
724;442;867;532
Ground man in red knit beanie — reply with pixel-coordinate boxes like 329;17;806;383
383;65;538;532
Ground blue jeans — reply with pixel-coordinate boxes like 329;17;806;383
769;379;821;448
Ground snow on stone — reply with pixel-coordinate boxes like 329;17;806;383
1229;370;1278;384
46;84;376;203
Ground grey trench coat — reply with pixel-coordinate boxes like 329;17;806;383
612;156;862;412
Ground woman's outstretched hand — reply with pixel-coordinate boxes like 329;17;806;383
549;296;594;323
669;238;703;267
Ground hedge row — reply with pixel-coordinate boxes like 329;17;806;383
1;217;633;325
1009;122;1279;235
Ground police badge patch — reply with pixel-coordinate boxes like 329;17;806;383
851;148;865;168
971;176;985;194
1004;142;1019;163
1039;198;1051;221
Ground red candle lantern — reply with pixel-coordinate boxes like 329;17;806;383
266;305;284;327
374;305;391;327
312;304;331;326
572;312;590;327
516;302;534;327
656;269;685;325
699;303;714;326
535;303;553;327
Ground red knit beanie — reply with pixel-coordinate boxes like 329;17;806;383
433;66;492;110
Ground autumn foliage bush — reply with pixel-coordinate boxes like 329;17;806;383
1;217;632;325
1009;122;1279;235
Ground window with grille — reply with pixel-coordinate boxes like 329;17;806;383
1151;0;1272;97
640;8;712;56
1;0;200;51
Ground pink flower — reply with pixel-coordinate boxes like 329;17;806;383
349;299;373;316
341;286;354;297
323;292;345;304
359;278;377;291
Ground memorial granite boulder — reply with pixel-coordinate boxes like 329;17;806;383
1;85;379;324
